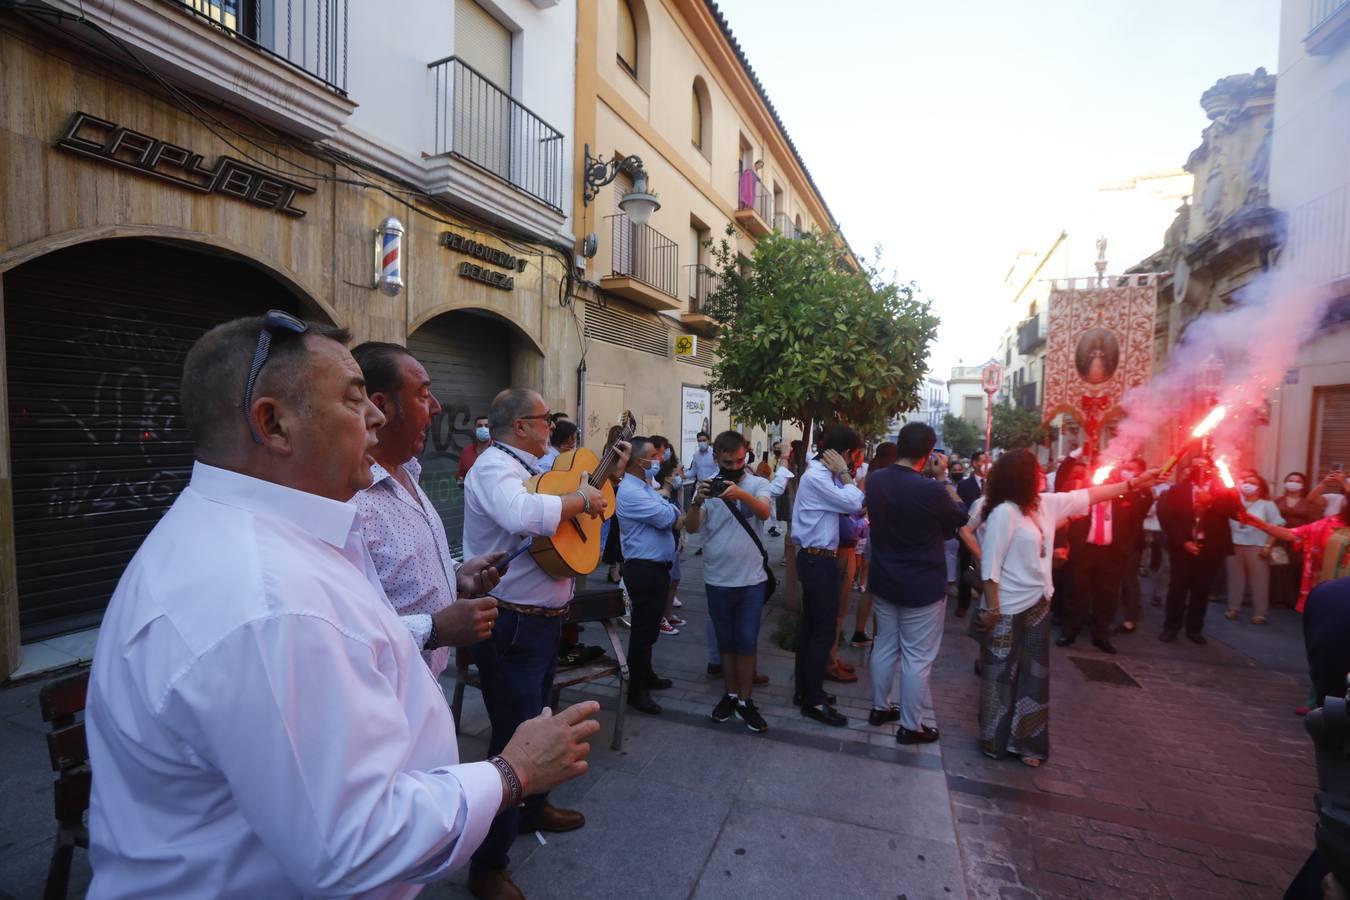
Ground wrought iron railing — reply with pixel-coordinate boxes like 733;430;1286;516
1017;316;1045;355
773;213;800;239
429;56;565;211
1311;0;1350;33
736;169;771;222
684;264;721;312
607;215;679;297
172;0;348;93
1017;382;1039;411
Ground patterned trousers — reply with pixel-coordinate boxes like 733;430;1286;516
978;597;1052;762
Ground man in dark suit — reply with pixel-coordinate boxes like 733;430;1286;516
1157;458;1241;645
1058;462;1153;653
953;451;987;617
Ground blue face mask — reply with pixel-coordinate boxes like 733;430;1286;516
646;461;661;479
474;426;490;442
671;474;683;488
663;447;672;462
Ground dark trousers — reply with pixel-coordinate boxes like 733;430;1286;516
622;559;670;693
471;608;563;873
1069;544;1123;642
956;541;975;612
795;550;841;707
1164;550;1223;636
1120;543;1143;624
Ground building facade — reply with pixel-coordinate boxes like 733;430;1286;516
0;0;582;676
570;0;841;465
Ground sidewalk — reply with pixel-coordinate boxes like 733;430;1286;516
0;529;971;900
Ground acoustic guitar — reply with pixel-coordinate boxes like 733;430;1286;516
524;411;636;578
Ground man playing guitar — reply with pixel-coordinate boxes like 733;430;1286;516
462;388;630;900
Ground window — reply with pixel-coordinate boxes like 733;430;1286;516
692;86;703;149
617;0;638;76
455;0;511;90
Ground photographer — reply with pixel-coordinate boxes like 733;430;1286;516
687;431;774;732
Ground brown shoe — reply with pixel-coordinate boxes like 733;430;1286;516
469;868;525;900
835;659;856;674
519;803;586;833
824;663;859;684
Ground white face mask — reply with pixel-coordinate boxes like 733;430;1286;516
1286;481;1305;493
474;426;490;443
1240;483;1259;497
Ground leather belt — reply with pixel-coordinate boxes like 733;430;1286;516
497;600;568;618
800;547;839;558
625;559;673;570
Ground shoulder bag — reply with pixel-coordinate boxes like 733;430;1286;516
720;497;778;600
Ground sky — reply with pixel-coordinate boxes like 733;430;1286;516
711;0;1281;377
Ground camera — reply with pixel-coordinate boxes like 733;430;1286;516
707;477;731;497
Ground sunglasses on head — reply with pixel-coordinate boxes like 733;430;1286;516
243;310;308;444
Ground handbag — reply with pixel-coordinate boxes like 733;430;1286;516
721;497;778;600
1270;544;1291;567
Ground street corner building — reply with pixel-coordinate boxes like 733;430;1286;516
0;0;854;680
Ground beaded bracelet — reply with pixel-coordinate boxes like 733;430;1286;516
488;755;522;806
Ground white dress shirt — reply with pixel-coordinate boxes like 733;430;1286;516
689;445;719;482
85;463;501;899
769;464;795;498
355;457;460;678
462;444;570;608
981;489;1090;615
791;459;864;550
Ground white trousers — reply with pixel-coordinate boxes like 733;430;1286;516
870;597;946;730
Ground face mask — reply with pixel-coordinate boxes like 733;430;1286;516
1286;481;1305;493
698;441;709;451
1241;483;1259;497
474;426;490;442
717;466;743;482
646;461;661;479
671;474;683;488
663;447;672;462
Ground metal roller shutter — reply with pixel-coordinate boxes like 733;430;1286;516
5;239;301;640
408;312;512;557
1313;385;1350;477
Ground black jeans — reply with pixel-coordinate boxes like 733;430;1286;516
956;541;975;612
795;550;841;708
471;607;563;873
622;559;671;693
1069;544;1122;642
1164;550;1223;636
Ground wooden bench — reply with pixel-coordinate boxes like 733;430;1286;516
39;669;91;900
451;587;629;750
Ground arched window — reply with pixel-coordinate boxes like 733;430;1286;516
617;0;638;76
692;85;703;149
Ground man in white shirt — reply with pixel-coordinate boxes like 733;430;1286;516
462;387;629;899
790;426;865;727
686;431;773;732
351;342;506;679
85;313;599;899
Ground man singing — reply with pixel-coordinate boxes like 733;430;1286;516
85;315;599;899
351;342;505;678
463;388;627;899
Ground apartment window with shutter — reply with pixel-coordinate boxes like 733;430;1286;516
617;0;638;76
692;87;703;149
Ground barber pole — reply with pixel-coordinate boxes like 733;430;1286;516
374;217;405;297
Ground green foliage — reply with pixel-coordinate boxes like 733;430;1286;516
942;413;983;459
703;227;939;438
991;401;1049;451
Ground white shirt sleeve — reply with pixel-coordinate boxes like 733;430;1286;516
769;465;794;498
1043;488;1091;526
165;615;503;895
402;613;432;650
981;506;1013;583
484;462;564;537
804;467;864;514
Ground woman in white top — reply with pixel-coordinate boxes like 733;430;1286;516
1225;470;1284;625
977;449;1158;767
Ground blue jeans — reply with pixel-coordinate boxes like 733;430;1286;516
470;608;562;873
706;582;768;655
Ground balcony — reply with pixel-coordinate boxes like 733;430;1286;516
1285;183;1350;287
773;213;801;239
427;56;565;216
682;265;721;334
600;214;681;312
1017;316;1046;355
734;170;772;238
1016;381;1039;411
46;0;355;140
1307;0;1350;53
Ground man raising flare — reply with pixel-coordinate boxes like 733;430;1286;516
85;314;599;899
463;388;628;899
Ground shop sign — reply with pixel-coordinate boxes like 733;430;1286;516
681;385;711;465
55;112;313;217
674;335;698;357
440;230;528;291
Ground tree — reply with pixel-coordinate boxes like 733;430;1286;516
991;401;1049;451
704;228;939;439
942;413;982;459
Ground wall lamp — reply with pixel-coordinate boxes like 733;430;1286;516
582;143;660;226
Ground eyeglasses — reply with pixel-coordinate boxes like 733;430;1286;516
518;412;554;425
243;309;308;444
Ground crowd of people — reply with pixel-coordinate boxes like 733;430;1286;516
78;312;1350;898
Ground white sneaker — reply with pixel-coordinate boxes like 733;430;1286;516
667;614;688;627
659;618;680;636
672;597;683;608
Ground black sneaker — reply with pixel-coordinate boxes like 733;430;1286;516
711;694;737;722
737;699;768;733
850;630;873;648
